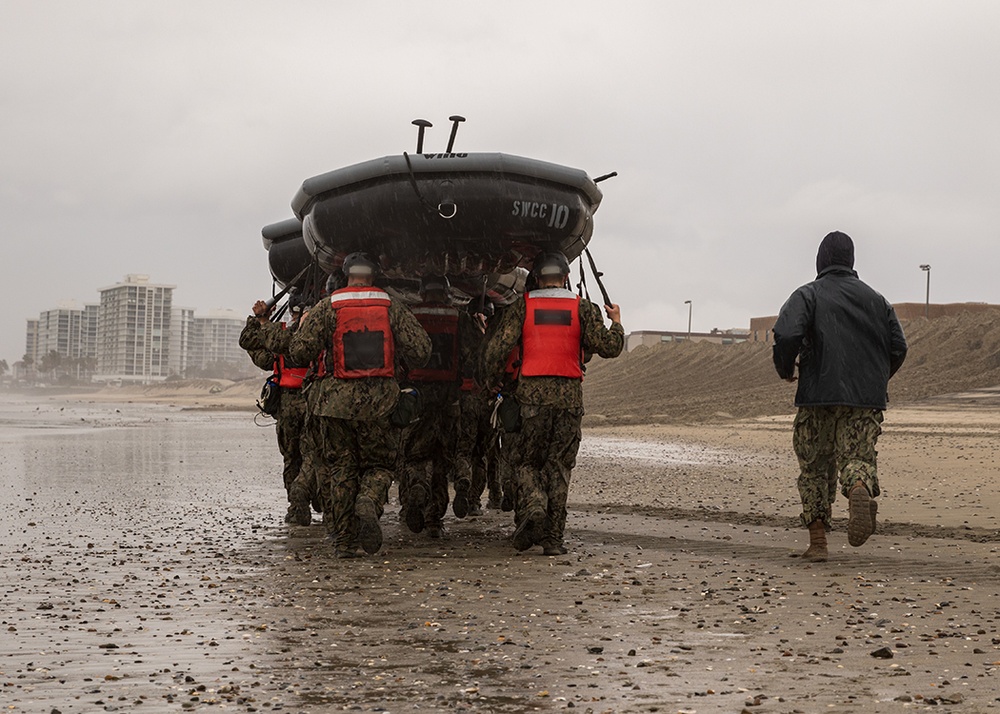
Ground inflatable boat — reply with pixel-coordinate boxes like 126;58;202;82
261;117;608;306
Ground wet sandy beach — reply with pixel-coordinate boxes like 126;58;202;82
3;393;1000;713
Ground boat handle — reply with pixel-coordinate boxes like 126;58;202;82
438;202;458;219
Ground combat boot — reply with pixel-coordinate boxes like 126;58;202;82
452;479;470;519
870;500;878;533
542;543;568;556
801;520;828;562
404;484;427;533
286;499;311;527
847;482;875;547
355;496;383;555
513;509;545;552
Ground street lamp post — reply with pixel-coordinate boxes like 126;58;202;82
684;300;692;340
919;264;931;318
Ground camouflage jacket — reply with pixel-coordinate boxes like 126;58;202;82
289;294;431;420
239;317;276;372
258;320;311;370
482;294;624;408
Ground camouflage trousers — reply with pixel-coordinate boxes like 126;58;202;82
318;416;399;549
399;396;459;529
515;405;583;547
455;392;492;507
288;412;327;516
276;388;308;499
493;429;517;509
793;405;884;528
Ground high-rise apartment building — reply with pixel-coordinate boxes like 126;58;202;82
96;274;175;383
22;276;253;383
168;307;195;377
24;319;39;363
189;309;253;376
35;301;99;361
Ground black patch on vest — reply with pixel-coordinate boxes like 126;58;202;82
425;333;456;371
342;330;386;371
534;309;572;326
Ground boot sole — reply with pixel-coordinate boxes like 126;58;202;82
405;485;427;533
848;487;874;547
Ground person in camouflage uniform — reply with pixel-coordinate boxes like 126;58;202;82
481;252;624;555
454;306;492;515
399;277;480;538
478;304;520;513
289;253;431;558
238;299;310;517
773;231;908;562
252;293;328;527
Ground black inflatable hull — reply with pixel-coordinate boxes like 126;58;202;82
261;218;310;288
292;152;602;278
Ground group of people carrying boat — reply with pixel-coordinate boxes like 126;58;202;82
240;250;624;559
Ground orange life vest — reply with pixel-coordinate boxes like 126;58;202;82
274;355;309;389
518;288;583;379
408;303;460;382
329;287;395;379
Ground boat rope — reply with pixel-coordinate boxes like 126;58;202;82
402;152;443;217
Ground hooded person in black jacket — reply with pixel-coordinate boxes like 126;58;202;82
773;231;907;561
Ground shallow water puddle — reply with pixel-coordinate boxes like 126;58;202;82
579;435;741;465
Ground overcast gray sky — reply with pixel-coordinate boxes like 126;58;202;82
2;1;999;365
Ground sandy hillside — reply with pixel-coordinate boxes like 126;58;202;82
84;308;1000;420
584;308;1000;422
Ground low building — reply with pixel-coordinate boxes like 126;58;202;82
626;328;750;352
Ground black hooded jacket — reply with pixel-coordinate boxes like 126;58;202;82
772;266;908;409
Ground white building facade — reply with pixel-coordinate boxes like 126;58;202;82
96;274;175;383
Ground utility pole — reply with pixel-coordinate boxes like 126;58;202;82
919;264;931;318
684;300;692;340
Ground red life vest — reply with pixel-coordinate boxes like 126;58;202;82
274;355;309;389
329;287;395;379
408;303;460;382
518;289;583;379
